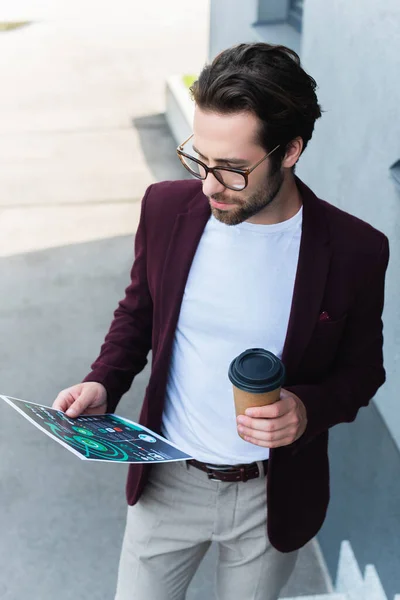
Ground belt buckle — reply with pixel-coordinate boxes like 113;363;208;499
205;464;249;482
205;464;231;481
206;469;220;481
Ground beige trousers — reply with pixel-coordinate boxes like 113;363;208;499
115;460;298;600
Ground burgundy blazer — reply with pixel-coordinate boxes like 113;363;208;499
83;177;389;552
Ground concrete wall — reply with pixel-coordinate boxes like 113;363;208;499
295;3;400;595
297;0;400;447
325;406;400;599
209;0;400;448
209;0;301;59
208;0;400;596
209;0;258;57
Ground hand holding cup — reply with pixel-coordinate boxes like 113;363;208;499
228;348;285;425
228;348;307;447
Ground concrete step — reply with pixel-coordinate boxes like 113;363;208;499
281;595;347;600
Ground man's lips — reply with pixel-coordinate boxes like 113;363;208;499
210;198;236;210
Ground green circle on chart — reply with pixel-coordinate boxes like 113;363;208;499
73;436;108;451
72;426;94;436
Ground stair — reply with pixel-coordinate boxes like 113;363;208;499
334;541;398;600
281;594;347;600
281;540;400;600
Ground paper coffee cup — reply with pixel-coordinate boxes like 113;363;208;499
228;349;286;424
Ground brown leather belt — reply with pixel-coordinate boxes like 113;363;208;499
187;458;268;483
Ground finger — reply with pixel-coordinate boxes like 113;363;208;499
65;390;91;418
237;413;292;433
66;386;105;417
244;396;294;419
52;390;75;412
242;434;294;448
66;400;85;417
238;425;294;443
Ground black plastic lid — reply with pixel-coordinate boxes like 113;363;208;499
228;348;285;393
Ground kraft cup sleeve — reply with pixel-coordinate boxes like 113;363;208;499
233;385;281;418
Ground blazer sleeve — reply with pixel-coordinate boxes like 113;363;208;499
82;186;153;412
286;235;390;453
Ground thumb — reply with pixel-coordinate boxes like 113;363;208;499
65;389;91;418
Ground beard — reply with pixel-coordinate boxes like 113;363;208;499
209;166;284;226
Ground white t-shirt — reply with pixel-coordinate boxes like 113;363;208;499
161;207;303;464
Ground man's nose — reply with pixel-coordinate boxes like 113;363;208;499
202;172;226;197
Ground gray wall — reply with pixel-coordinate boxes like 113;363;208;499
209;0;258;56
209;0;400;449
298;0;400;598
297;0;400;448
208;0;400;595
324;405;400;598
209;0;301;59
296;4;400;593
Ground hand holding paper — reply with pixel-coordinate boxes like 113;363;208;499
1;395;192;464
53;381;108;417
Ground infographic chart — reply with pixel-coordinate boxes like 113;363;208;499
1;395;192;463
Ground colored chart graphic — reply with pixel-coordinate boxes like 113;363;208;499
46;421;131;460
1;396;192;464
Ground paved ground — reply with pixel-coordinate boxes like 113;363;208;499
0;0;208;256
0;4;330;598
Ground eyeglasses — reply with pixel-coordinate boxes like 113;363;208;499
176;134;280;191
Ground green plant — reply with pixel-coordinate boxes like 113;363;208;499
182;74;197;90
0;21;31;32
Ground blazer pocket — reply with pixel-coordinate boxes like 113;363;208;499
303;314;348;376
314;313;348;338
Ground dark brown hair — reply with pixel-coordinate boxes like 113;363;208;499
190;43;322;170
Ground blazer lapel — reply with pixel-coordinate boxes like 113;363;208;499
159;191;211;341
281;178;332;379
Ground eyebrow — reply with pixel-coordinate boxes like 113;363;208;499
192;145;249;166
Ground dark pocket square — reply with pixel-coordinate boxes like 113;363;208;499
319;311;331;322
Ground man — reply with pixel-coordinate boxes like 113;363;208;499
53;43;389;600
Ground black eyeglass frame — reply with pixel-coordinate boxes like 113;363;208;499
176;134;280;191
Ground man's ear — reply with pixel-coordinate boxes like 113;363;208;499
282;137;303;168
